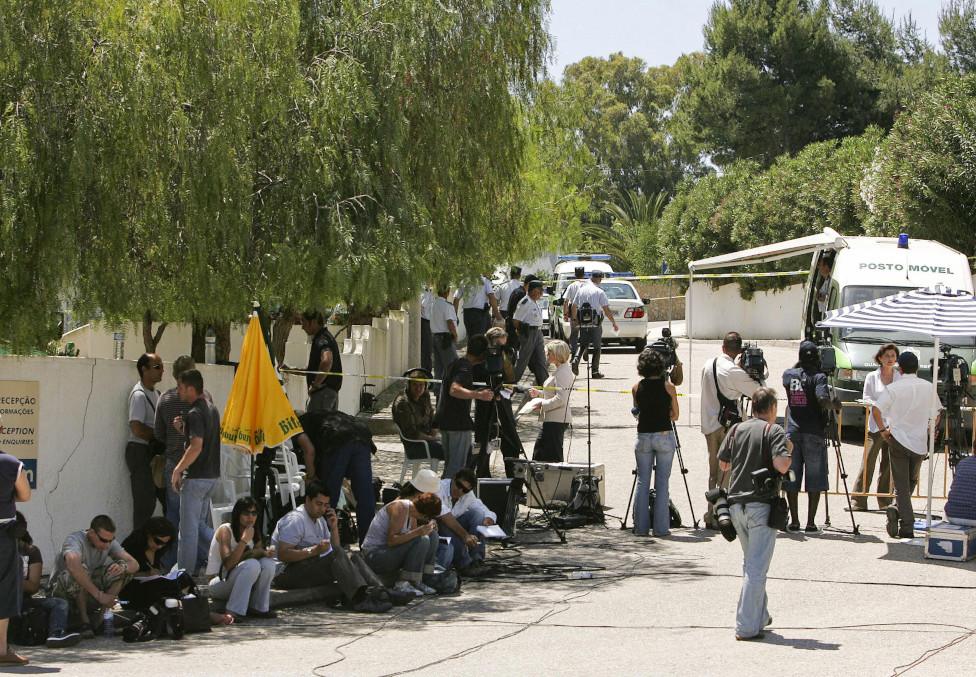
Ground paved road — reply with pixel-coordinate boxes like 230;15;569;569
26;340;975;676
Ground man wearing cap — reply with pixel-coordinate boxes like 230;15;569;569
454;274;502;340
873;351;939;539
563;266;587;355
570;271;618;379
506;275;538;361
512;280;549;386
497;267;522;319
392;368;444;462
781;341;838;533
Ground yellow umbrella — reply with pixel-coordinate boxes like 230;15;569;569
221;313;303;453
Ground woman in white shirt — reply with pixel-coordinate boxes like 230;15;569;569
206;498;277;621
529;341;575;462
853;343;900;511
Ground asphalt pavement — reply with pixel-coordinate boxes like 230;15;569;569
22;337;976;676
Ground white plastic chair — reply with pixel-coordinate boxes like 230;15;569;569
274;445;305;510
395;424;443;483
210;479;237;528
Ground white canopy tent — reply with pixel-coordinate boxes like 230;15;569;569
817;284;976;529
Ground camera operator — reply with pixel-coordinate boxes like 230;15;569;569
717;387;792;641
647;329;684;386
434;335;495;479
569;271;618;379
782;341;839;533
512;280;550;386
472;327;520;478
564;266;587;355
700;332;764;529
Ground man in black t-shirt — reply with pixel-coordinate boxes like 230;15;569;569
301;310;344;412
172;369;221;574
434;335;494;479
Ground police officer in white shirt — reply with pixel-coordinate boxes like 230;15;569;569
569;271;618;379
563;267;587;355
430;287;460;397
454;275;502;339
497;267;522;319
420;287;435;373
513;280;549;385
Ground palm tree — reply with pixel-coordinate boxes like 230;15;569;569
581;189;668;273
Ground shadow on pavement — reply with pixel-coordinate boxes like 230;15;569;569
880;541;976;568
761;631;841;651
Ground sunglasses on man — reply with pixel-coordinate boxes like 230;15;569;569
454;479;473;494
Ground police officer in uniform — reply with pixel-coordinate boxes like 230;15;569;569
497;267;522;320
420;287;435;373
512;280;549;386
454;275;502;339
570;271;618;379
563;266;587;355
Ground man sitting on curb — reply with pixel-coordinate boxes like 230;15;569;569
412;468;495;576
271;482;392;613
48;515;139;637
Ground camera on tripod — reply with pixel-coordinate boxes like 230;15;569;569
932;343;972;469
705;487;736;542
740;342;768;381
577;302;598;328
648;327;679;369
935;344;970;403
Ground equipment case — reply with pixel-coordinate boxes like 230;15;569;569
924;521;976;562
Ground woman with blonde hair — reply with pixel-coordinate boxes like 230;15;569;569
529;340;575;462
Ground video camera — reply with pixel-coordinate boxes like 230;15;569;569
648;327;679;370
935;344;970;404
578;302;598;328
740;342;767;382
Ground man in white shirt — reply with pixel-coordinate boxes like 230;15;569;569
454;275;502;339
700;332;764;529
127;353;163;530
512;280;549;385
563;267;586;354
570;271;618;379
874;352;938;539
497;267;522;319
420;288;435;373
430;287;460;398
413;469;495;575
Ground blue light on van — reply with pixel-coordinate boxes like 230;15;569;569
898;233;909;249
557;254;612;262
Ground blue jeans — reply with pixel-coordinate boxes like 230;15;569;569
321;440;376;544
208;557;276;616
634;431;676;536
729;502;776;638
442;508;487;570
27;596;69;636
161;459;181;570
363;534;438;586
177;477;219;573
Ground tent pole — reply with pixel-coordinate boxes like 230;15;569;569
926;337;940;530
687;269;694;427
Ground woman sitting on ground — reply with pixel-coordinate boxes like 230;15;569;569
121;517;176;578
631;348;679;537
361;492;441;597
206;497;277;621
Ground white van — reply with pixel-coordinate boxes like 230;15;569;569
691;229;976;425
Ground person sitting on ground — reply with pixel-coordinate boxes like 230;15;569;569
121;516;176;578
206;497;277;621
15;513;80;648
360;491;442;597
419;468;495;576
271;482;391;613
48;515;139;638
945;454;976;527
392;368;444;460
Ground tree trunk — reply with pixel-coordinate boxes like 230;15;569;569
271;311;295;366
191;320;231;363
215;321;231;362
141;309;168;353
190;321;206;364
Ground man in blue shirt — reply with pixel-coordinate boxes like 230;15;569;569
782;341;837;533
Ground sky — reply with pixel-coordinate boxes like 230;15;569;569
547;0;946;80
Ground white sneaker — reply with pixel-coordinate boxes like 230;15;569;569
393;580;423;597
415;581;438;595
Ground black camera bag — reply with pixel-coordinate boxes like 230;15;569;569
712;359;742;428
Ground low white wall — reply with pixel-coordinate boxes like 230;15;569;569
686;282;805;340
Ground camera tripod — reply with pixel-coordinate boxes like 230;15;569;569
560;337;604;525
822;397;860;536
621;420;699;531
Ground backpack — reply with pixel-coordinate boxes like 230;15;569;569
9;604;48;646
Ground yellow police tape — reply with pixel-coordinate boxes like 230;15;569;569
280;368;689;396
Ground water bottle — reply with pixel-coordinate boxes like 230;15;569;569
102;608;115;637
165;598;184;639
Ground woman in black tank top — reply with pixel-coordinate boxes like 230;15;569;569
631;350;680;537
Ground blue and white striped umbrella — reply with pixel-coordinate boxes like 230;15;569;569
817;284;976;337
817;283;976;531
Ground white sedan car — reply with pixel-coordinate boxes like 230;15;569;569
553;279;648;351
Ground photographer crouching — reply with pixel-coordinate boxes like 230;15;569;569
716;387;792;641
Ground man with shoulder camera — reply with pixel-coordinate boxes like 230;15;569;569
701;332;764;529
782;341;838;533
570;271;618;379
717;387;792;641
